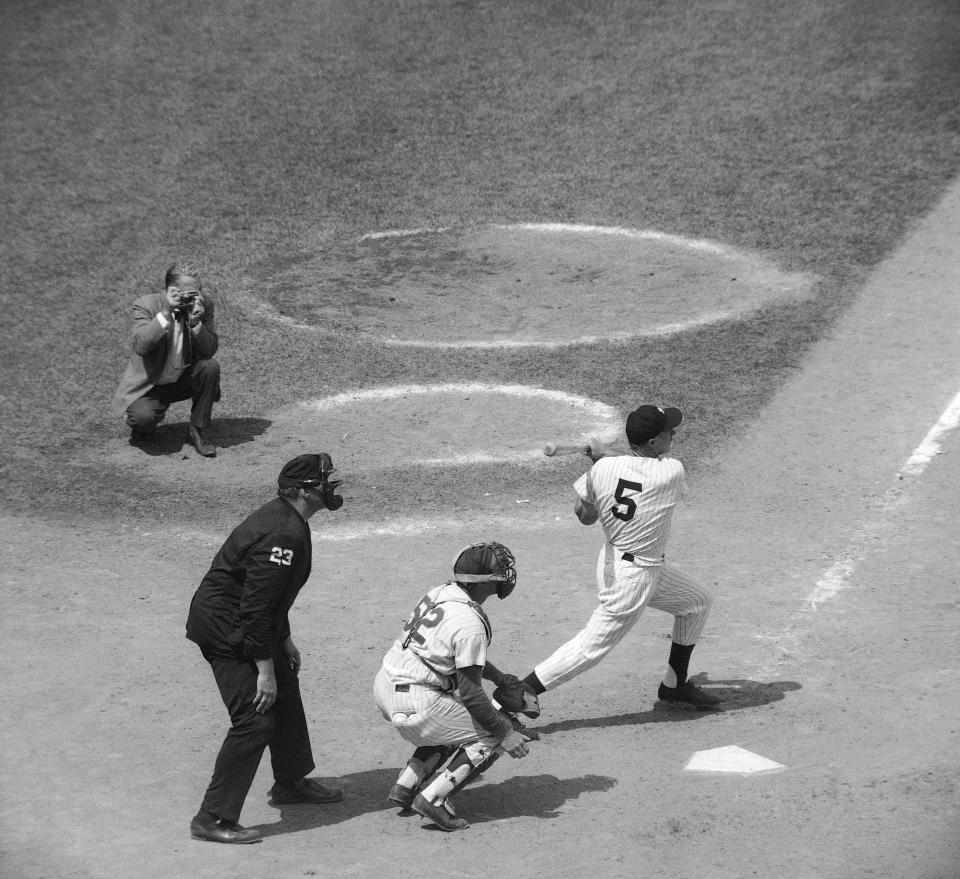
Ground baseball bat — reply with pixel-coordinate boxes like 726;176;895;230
543;441;592;457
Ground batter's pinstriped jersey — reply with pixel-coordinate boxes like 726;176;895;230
574;454;687;564
381;582;493;691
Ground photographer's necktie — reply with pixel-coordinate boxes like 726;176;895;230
172;317;193;369
173;317;193;369
181;317;194;366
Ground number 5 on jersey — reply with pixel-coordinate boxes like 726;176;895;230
611;478;643;521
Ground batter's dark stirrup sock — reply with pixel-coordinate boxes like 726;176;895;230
522;671;546;695
668;642;695;687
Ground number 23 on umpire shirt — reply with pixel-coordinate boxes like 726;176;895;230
186;496;312;661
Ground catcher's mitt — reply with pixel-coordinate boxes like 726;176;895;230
493;674;541;719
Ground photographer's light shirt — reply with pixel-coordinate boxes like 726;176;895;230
155;312;194;385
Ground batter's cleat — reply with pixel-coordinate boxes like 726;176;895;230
190;817;261;844
411;793;469;832
270;777;344;804
388;783;416;810
657;681;722;710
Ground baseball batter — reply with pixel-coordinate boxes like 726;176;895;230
521;405;720;710
374;543;532;832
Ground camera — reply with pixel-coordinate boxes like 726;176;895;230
171;292;198;320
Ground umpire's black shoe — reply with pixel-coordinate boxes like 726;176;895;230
657;681;722;710
411;794;469;832
270;777;344;804
190;817;261;844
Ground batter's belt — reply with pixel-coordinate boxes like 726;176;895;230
620;551;665;564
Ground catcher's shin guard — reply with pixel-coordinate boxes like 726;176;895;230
411;745;455;780
419;743;500;803
459;749;501;790
396;744;456;791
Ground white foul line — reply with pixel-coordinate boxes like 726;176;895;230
805;386;960;610
901;387;960;475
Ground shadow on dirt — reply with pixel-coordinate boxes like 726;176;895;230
126;417;271;456
450;773;617;827
531;676;802;737
249;768;616;836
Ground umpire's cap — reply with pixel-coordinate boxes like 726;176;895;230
626;405;683;445
278;453;337;488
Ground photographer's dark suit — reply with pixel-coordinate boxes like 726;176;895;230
111;292;220;434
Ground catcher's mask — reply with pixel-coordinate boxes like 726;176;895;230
278;452;343;510
453;542;517;599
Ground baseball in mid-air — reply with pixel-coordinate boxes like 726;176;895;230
543;442;558;456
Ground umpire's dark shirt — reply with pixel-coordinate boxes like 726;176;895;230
186;497;312;661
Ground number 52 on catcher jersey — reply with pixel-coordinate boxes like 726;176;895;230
381;582;493;691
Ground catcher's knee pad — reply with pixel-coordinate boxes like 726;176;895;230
412;745;455;776
461;740;497;767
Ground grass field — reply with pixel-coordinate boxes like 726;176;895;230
2;0;959;524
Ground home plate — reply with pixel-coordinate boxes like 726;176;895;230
685;746;785;774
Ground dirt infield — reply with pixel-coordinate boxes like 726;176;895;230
3;185;960;879
261;224;814;346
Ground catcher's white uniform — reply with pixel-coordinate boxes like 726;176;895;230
533;453;713;690
374;582;503;749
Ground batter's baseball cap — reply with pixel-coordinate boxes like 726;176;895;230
278;453;336;488
626;405;683;445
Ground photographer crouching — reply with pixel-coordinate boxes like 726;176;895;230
111;262;221;457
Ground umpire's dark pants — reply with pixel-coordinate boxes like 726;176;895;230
125;358;221;433
198;647;315;823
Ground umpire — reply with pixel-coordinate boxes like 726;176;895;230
186;453;345;844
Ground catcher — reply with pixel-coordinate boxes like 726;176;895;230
373;542;539;831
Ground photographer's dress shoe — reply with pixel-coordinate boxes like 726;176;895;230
270;777;344;805
190;817;261;844
187;425;217;457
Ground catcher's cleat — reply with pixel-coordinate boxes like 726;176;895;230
387;783;416;810
411;793;469;832
657;681;721;710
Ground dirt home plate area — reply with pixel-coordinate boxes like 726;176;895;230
3;198;960;879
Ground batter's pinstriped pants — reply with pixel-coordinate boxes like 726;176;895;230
534;541;713;691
